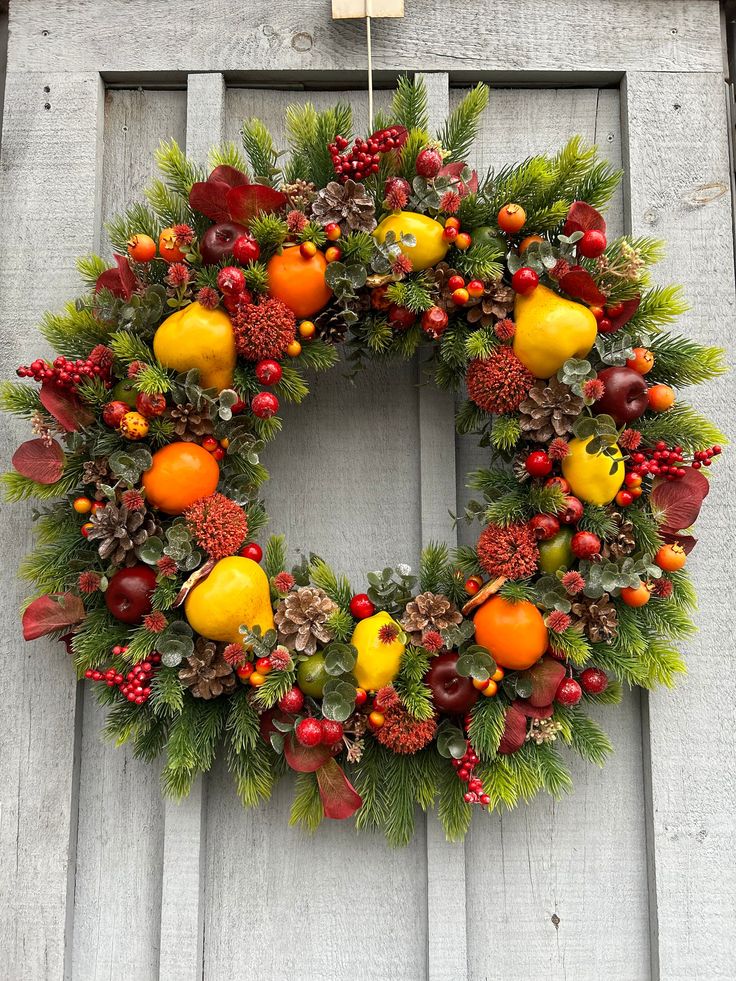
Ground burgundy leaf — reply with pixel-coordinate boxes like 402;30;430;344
259;708;291;743
498;703;528;755
209;165;250;188
174;559;215;607
22;592;86;641
558;267;607;306
651;467;710;533
39;382;93;432
563;201;606;237
227;183;288;224
283;734;333;773
316;758;363;819
525;657;566;708
95;254;137;300
12;438;65;484
515;698;554;720
190;181;232;222
608;296;640;331
661;531;698;555
438;162;479;197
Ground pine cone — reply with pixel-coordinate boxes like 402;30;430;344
283;178;317;210
431;262;461;312
82;457;111;499
314;305;349;345
570;592;618;644
169;402;214;441
601;512;637;560
178;637;236;699
86;502;161;567
400;591;463;644
311;179;376;233
465;279;515;328
274;586;337;655
518;376;584;442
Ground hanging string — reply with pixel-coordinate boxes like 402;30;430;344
366;0;374;127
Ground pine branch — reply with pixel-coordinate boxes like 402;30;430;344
309;556;353;610
390;75;429;132
341;231;375;265
395;646;434;720
437;83;489;162
454;243;504;281
534;743;573;798
227;688;261;752
455;399;489;436
0;382;42;419
208;141;250;174
289;772;323;832
419;542;450;592
452;544;482;578
648;334;727;387
293;339;339;372
580;505;618;540
385;277;434;313
325;608;354;642
132;714;169;763
627;504;664;555
149;666;184;718
227;737;276;807
105;202;160;254
468;696;506;760
253;666;297;709
274;364;309;404
436;760;472;841
465;325;498;360
264;534;287;580
76;253;109;288
145;179;188;227
248;214;288;258
637;403;726;453
240;119;281;186
554;705;612;765
548;626;592;666
627;285;689;334
353;740;389;832
154;139;204;199
40;302;113;359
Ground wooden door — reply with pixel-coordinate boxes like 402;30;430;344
1;3;734;980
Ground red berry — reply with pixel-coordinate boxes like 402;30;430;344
511;267;539;295
556;678;583;706
558;495;584;525
223;291;252;314
580;667;608;695
467;280;484;298
415;147;443;178
102;400;130;428
577;229;607;259
605;301;625;318
240;542;263;563
254;359;283;386
251;391;279;419
320;720;344;745
447;275;465;292
615;489;634;507
278;688;305;713
420;306;449;339
354;687;368;707
529;513;560;541
350;593;375;619
597;317;616;334
212;447;226;462
217;266;246;295
201;435;219;452
232;235;260;264
255;656;272;674
135;392;166;418
525;450;552;477
295;718;323;747
571;530;601;559
324;222;341;241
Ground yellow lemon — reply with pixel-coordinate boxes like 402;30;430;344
562;436;625;505
373;211;449;271
351;611;405;692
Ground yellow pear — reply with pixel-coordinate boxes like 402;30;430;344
513;285;597;378
351;611;405;692
184;556;274;644
373;211;449;270
153;301;236;392
562;436;625;505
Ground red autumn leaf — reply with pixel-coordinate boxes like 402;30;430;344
498;703;527;755
12;438;65;484
95;254;137;300
189;167;248;222
515;698;554;720
558;267;607;306
563;201;606;237
22;592;86;640
525;657;567;708
227;183;288;224
608;296;640;331
259;708;292;743
40;382;93;432
651;466;710;533
316;757;363;819
438;162;479;197
661;531;698;555
283;734;333;773
209;165;250;188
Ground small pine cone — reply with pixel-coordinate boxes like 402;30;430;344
313;305;349;346
274;586;337;655
400;592;463;645
86;502;161;568
178;637;236;699
431;262;461;312
570;593;619;644
600;512;637;560
518;376;584;443
465;280;515;328
311;179;376;233
169;402;214;441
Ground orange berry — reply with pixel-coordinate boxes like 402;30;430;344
127;234;157;263
324;246;342;263
299;241;317;258
472;677;491;691
368;710;385;729
298;320;316;339
452;287;470;305
497;203;526;234
286;339;302;357
626;347;655;375
620;582;653;607
455;232;472;251
467;279;484;298
73;496;92;514
219;437;230;449
444;217;461;231
519;234;544;253
249;671;266;687
325;222;342;241
81;522;94;538
491;667;505;682
655;543;687;572
647;384;675;412
481;680;498;697
158;228;186;263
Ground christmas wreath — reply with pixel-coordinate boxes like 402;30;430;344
4;77;725;844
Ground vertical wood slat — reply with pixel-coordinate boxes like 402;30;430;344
158;72;225;981
417;70;469;981
623;71;736;981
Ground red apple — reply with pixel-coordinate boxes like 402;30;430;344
105;565;157;624
425;652;479;714
200;221;248;266
594;366;648;425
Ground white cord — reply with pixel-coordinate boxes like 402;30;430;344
366;0;374;127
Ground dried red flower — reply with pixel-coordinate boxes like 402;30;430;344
583;378;605;401
165;262;190;287
375;703;437;754
232;298;297;361
173;223;195;246
196;286;220;310
385;185;408;210
548;437;571;460
378;623;400;645
223;642;246;666
652;577;674;599
121;488;146;511
391;253;413;277
439;190;460;214
466;348;533;415
273;571;296;593
421;630;444;653
78;571;101;594
270;645;293;671
619;428;642;451
128;360;147;378
546;610;572;633
184;493;249;560
157;556;178;578
561;570;585;595
476;522;539;580
286;210;309;233
494;318;516;341
143;611;167;633
374;686;400;711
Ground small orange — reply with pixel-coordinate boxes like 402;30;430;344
73;496;92;514
497;203;526;234
142;441;220;515
620;582;653;607
455;232;472;251
267;245;332;318
324;246;342;263
647;384;675;412
655;543;687;572
127;234;157;263
158;227;186;263
472;677;491;691
299;320;316;339
368;711;385;729
491;667;505;682
519;234;544;254
626;347;655;375
473;596;548;671
249;671;266;687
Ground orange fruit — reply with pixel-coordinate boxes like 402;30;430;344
497;203;526;234
473;596;548;671
158;228;186;263
626;347;654;375
647;384;675;412
142;442;219;515
620;582;653;607
655;543;687;572
267;246;332;318
519;234;544;254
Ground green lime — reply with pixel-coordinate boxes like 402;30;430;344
471;225;505;251
112;378;139;407
538;528;574;574
296;652;329;698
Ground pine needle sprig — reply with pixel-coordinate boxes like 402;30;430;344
637;403;726;453
648;334;727;387
419;541;450;592
390;74;429;133
627;285;689;334
240;118;282;186
436;761;472;841
208;141;250;174
252;667;297;709
395;646;434;720
579;505;618;540
76;254;110;287
149;666;184;718
289;772;323;832
309;556;353;610
105;202;160;254
154;139;204;200
436;83;489;162
468;697;506;760
554;705;612;765
0;382;42;420
264;534;288;580
385;276;434;313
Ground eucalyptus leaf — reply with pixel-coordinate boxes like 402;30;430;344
436;721;467;760
323;643;358;676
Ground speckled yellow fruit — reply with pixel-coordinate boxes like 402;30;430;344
184;556;274;644
153;301;236;392
351;611;405;692
513;284;597;378
373;211;449;271
562;436;625;505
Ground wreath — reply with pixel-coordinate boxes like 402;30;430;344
4;77;725;844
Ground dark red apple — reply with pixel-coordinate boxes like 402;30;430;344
200;221;248;266
425;652;479;714
105;565;157;624
594;366;648;425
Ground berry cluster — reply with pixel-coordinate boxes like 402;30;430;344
17;354;109;390
329;128;405;182
84;649;161;704
295;716;345;748
628;442;721;483
453;738;490;806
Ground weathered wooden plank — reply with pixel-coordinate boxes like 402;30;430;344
0;71;103;981
458;87;651;980
7;0;723;76
69;89;187;981
623;70;736;981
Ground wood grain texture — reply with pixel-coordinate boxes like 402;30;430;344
457;87;651;981
0;71;103;981
6;0;723;75
623;71;736;981
69;88;187;981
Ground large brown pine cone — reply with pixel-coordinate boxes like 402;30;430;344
400;591;463;644
178;638;236;699
169;402;214;441
86;503;161;567
274;586;337;655
311;180;376;233
518;376;584;442
570;593;619;644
